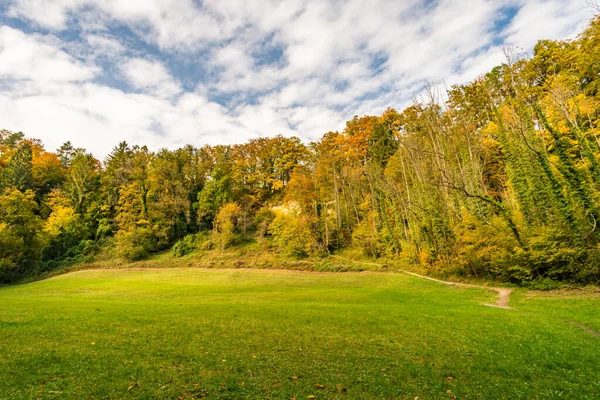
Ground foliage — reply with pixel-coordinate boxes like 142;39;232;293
4;18;600;282
0;189;44;282
211;202;241;252
254;207;275;240
521;276;564;290
352;214;386;258
115;227;155;262
269;205;319;258
171;233;203;257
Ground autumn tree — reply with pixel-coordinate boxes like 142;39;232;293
212;202;241;252
0;189;44;282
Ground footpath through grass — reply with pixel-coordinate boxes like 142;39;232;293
0;269;599;399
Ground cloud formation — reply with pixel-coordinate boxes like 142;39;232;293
0;0;595;158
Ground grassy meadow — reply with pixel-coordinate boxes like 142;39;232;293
1;268;599;399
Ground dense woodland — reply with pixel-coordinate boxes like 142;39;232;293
2;17;600;284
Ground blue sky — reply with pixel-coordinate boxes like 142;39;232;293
0;0;595;158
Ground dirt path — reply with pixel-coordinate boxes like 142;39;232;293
570;322;600;337
399;270;514;309
326;256;516;309
490;288;514;309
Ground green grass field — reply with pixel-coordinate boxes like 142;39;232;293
1;269;599;399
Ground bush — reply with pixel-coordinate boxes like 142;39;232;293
171;240;190;258
171;234;200;257
115;227;155;262
198;238;213;251
452;213;522;281
95;218;112;239
521;276;564;291
269;206;317;258
254;208;275;239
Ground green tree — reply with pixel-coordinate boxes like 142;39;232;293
63;151;100;215
1;141;33;191
0;189;44;282
42;190;87;261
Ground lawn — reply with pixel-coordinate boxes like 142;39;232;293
0;269;599;399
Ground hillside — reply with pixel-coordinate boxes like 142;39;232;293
2;17;600;285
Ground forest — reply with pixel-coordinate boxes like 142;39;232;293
2;17;600;285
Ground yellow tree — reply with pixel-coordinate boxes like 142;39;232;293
212;202;240;252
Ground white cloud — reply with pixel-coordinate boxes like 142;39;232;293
504;0;592;48
0;26;98;84
7;0;226;49
120;58;181;98
0;0;597;158
85;34;126;56
0;81;255;157
6;0;80;30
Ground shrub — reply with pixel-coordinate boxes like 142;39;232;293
171;240;189;258
521;276;564;290
254;208;275;239
95;218;112;239
269;206;317;258
200;239;215;251
171;234;200;257
115;227;155;262
452;213;521;281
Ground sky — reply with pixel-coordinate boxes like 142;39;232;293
0;0;596;158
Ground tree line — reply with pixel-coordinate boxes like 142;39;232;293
2;17;600;284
